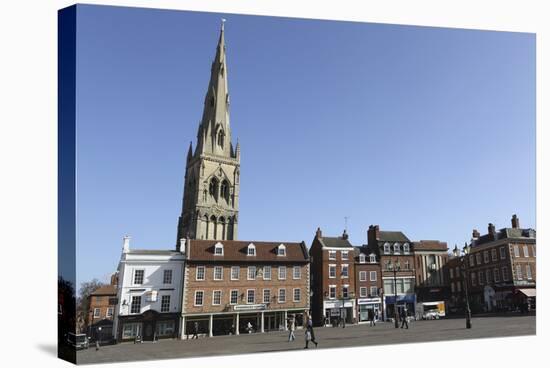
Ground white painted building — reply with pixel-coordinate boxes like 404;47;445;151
113;236;185;342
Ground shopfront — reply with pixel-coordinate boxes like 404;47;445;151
182;307;307;338
384;294;416;321
323;299;356;325
117;310;180;342
357;298;382;322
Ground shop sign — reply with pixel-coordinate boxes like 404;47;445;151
357;298;381;305
234;304;266;311
325;300;354;308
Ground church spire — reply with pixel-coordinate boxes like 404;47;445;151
177;22;240;243
194;20;233;158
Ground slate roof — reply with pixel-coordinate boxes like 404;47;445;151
319;236;354;249
474;227;536;246
90;285;117;296
377;231;411;243
187;240;309;262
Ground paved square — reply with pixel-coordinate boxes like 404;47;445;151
77;315;535;365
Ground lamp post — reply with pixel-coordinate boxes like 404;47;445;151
453;243;472;329
340;290;347;328
388;259;401;328
339;288;355;328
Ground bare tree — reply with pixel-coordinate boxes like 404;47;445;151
77;279;105;332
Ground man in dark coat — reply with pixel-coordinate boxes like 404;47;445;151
400;308;409;329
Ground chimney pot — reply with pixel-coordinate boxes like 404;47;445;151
342;229;349;240
511;214;520;229
316;227;322;239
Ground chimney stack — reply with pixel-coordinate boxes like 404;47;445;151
342;229;349;240
511;214;520;229
472;229;480;239
315;227;322;239
367;225;380;246
488;223;496;239
122;236;131;253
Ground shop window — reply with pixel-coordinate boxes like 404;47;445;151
156;321;175;336
122;323;142;339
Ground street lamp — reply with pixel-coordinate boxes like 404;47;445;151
339;288;355;328
453;243;472;329
387;259;401;328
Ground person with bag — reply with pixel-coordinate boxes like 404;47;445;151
305;317;318;348
304;327;312;348
288;317;296;342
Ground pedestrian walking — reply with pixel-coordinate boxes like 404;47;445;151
368;310;376;326
288;318;296;342
192;321;199;339
247;321;253;334
306;318;318;348
400;308;409;329
304;328;312;348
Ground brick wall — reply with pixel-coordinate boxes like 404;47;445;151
184;262;309;314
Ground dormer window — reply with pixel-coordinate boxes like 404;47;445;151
359;253;366;263
277;244;286;256
393;243;400;254
369;254;376;263
403;243;410;254
383;243;390;254
247;243;256;256
214;242;224;256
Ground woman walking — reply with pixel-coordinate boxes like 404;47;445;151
304;318;318;348
288;317;296;342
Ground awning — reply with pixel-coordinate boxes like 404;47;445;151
519;288;536;298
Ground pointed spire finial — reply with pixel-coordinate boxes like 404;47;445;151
221;18;226;31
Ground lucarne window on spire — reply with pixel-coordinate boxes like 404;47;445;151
217;130;224;149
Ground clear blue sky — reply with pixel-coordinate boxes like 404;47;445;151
75;5;535;287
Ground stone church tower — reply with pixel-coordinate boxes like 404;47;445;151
177;22;240;242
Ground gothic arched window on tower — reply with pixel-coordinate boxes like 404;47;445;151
209;177;219;201
220;180;229;202
217;130;224;149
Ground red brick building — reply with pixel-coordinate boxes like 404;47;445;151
181;239;310;337
366;225;416;321
461;215;536;312
309;228;356;326
87;274;118;343
445;253;465;314
353;246;382;322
